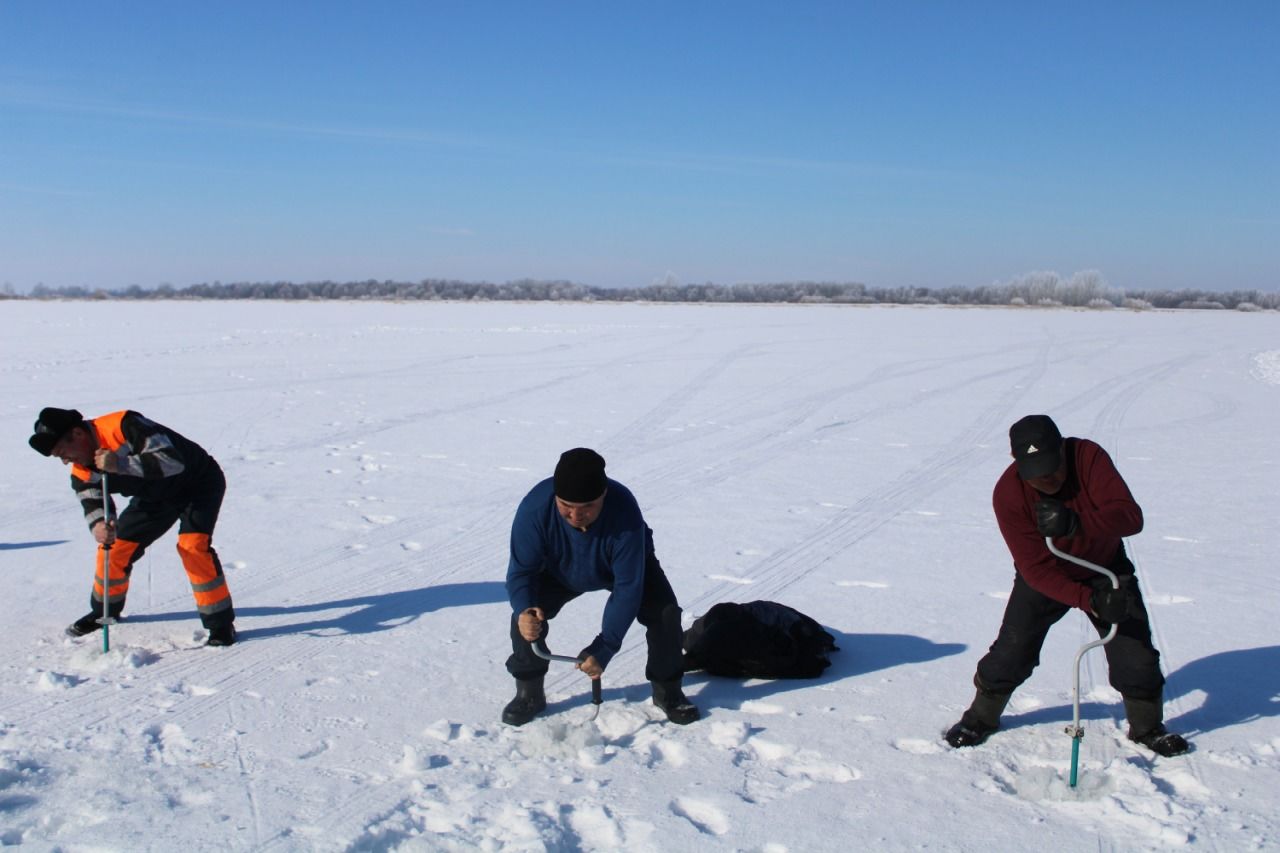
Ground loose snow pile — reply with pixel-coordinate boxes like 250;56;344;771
1;300;1277;851
1252;350;1280;385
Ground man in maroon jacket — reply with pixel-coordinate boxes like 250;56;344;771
945;415;1188;757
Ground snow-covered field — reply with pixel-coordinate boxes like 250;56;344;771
1;300;1277;852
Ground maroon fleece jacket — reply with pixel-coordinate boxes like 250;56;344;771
993;437;1144;610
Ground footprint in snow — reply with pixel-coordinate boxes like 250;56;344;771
421;719;478;742
567;803;625;849
708;573;754;584
739;700;784;715
648;739;688;767
670;797;730;836
781;757;861;783
401;541;423;551
1161;766;1212;799
894;738;944;755
297;739;332;760
709;721;751;749
748;736;795;762
34;670;86;691
747;736;861;782
397;745;448;774
142;722;196;764
836;580;889;589
362;514;396;525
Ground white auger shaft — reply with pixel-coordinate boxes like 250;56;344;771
1046;536;1119;787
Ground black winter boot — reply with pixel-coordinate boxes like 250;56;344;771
502;677;547;726
1124;696;1189;757
66;612;105;637
945;688;1011;748
66;608;122;637
652;681;700;725
206;623;237;647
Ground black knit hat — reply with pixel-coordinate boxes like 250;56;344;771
553;448;607;502
29;407;85;456
1009;414;1064;479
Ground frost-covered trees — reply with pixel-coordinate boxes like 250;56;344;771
20;274;1278;310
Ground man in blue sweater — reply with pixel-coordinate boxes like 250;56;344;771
503;448;699;726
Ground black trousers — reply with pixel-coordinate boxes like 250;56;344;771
506;555;684;685
975;556;1165;701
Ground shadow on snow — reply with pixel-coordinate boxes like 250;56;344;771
123;581;508;638
1163;645;1280;736
683;629;967;708
0;540;69;551
992;644;1280;738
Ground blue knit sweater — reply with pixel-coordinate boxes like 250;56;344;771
506;477;652;667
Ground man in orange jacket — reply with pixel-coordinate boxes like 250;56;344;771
29;407;237;646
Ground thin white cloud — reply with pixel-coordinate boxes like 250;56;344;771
565;145;969;183
1;82;962;183
0;84;486;149
0;181;95;198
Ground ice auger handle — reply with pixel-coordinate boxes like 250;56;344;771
532;638;603;707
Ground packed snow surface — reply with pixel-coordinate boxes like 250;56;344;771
1;300;1277;851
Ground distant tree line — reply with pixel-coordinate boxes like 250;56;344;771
10;270;1278;311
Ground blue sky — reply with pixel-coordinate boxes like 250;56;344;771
2;2;1276;292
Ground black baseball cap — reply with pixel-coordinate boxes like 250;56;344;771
1009;414;1063;479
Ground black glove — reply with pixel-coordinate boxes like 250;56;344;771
1090;578;1136;623
1035;499;1079;538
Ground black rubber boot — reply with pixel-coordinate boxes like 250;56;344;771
652;680;700;725
66;607;122;637
945;688;1010;748
502;677;547;726
1124;696;1189;757
206;623;237;647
